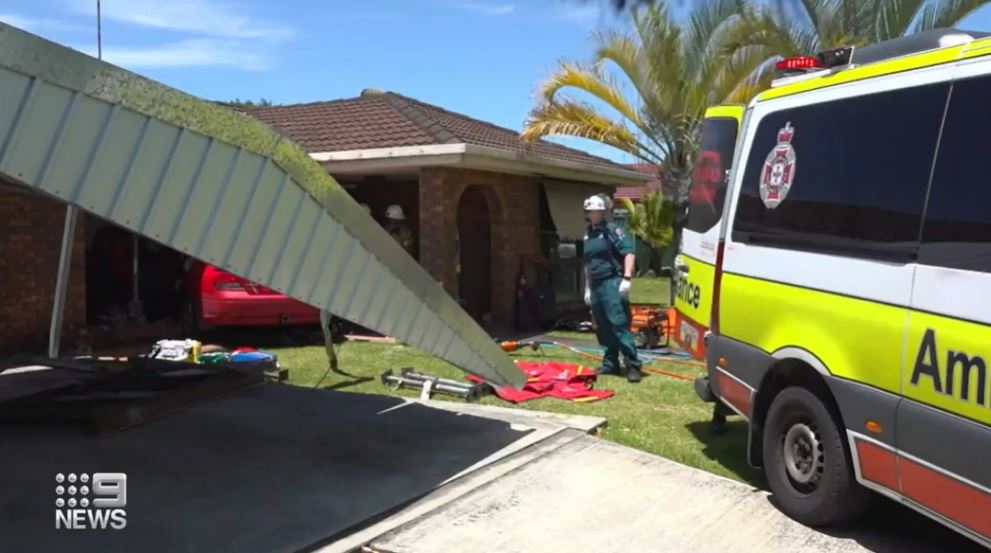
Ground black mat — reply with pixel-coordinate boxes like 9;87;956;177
0;383;530;553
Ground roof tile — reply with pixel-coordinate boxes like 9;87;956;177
247;91;628;171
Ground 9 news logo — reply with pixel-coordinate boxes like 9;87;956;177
54;472;127;530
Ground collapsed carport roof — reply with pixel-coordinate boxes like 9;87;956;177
0;23;524;388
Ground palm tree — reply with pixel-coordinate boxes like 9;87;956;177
724;0;991;78
523;1;766;218
620;192;674;273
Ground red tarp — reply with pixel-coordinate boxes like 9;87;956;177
468;361;614;403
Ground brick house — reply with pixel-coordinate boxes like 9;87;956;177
614;163;663;203
0;183;88;354
0;90;647;356
249;90;649;328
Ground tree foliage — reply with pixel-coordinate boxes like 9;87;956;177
620;191;674;250
524;1;768;216
226;98;275;108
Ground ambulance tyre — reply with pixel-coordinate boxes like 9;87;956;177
763;386;870;527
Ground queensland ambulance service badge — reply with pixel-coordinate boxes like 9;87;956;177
760;122;796;209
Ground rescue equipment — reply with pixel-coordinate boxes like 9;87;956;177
467;361;614;403
381;368;488;402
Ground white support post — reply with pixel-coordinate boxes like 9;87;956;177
48;205;78;358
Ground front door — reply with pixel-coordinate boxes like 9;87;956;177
457;186;492;322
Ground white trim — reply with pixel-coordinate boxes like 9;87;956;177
769;68;835;89
848;429;991;495
847;431;991;549
309;144;467;162
309;143;652;186
771;347;831;376
714;367;755;420
846;431;904;501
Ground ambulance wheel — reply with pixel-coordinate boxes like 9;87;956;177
762;386;869;527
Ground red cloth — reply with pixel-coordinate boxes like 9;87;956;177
469;361;614;403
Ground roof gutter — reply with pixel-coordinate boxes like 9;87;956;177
309;143;651;186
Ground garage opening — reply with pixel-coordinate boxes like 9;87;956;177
84;217;186;342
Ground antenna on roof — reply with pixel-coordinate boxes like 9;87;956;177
96;0;102;60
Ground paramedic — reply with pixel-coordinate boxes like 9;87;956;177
582;195;643;383
384;204;415;257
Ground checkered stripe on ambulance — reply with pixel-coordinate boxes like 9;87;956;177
702;35;991;550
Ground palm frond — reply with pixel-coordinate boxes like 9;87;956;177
875;0;927;40
914;0;991;32
523;99;664;164
623;191;674;249
538;61;644;128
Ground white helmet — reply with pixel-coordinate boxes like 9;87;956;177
583;195;607;211
385;204;406;221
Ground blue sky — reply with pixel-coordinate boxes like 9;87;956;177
3;1;991;163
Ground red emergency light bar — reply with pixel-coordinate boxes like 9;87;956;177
775;46;854;75
776;55;824;72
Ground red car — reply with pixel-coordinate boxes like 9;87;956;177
179;261;320;331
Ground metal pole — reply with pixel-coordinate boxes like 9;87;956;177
97;0;102;59
48;208;78;358
48;1;100;357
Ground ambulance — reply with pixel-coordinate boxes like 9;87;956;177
672;105;743;359
694;29;991;548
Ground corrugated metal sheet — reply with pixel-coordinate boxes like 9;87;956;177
0;23;524;388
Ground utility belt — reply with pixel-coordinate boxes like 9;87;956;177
588;268;621;284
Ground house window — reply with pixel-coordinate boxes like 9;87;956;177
541;230;581;303
539;187;583;304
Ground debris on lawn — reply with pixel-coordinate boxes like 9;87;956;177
147;339;286;381
346;334;399;344
381;368;488;401
468;361;614;404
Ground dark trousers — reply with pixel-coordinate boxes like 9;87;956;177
590;276;641;372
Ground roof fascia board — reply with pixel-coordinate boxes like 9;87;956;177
310;144;467;162
311;144;651;185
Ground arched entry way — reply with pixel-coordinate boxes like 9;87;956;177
457;186;492;323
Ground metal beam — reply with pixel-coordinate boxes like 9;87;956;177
47;205;77;358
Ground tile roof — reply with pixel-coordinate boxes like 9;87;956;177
245;90;629;171
614;163;662;201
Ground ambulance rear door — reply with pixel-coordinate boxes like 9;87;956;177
673;105;743;358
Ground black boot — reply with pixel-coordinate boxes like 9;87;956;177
626;365;643;383
710;403;728;435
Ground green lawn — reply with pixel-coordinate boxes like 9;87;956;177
267;276;758;485
630;276;671;305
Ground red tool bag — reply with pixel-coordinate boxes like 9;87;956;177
468;361;614;403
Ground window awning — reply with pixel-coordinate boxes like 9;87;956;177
543;182;611;241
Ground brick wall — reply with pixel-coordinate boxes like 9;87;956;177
0;187;87;355
418;167;540;327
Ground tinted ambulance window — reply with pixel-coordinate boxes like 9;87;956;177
686;117;737;233
920;75;991;273
733;82;949;257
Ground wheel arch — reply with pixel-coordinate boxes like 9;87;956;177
748;348;848;467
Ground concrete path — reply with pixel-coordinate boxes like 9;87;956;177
369;433;983;553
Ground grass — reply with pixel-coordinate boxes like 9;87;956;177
630;277;671;305
266;277;758;485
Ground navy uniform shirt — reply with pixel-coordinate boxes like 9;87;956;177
584;221;634;282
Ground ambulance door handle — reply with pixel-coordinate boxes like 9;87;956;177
674;258;689;273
